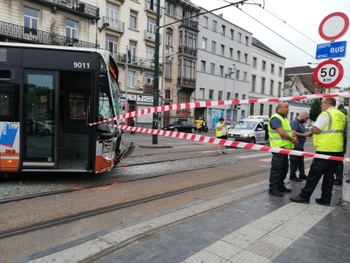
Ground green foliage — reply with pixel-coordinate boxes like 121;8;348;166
309;99;322;121
338;103;348;115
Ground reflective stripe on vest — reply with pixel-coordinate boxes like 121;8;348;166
313;109;345;152
268;113;294;149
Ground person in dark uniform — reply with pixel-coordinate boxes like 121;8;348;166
130;117;135;134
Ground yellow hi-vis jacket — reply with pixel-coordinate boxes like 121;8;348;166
313;108;346;152
268;113;294;149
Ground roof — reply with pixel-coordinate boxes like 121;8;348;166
285;66;316;94
252;37;286;59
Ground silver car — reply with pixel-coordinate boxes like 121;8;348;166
227;118;268;144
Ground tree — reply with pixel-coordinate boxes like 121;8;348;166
309;99;322;121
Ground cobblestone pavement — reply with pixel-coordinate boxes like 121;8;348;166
17;179;350;263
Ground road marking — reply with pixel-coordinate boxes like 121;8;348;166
182;203;333;263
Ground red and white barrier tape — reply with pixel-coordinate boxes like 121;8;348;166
89;92;350;126
116;125;349;163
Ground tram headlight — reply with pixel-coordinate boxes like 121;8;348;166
102;141;115;161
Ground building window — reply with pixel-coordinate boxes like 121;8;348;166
212;20;217;31
227;92;231;100
199;88;205;100
180;59;196;79
127;70;136;88
201;60;206;72
106;35;118;53
107;2;119;21
230;29;234;39
164;61;172;78
236;70;240;80
147;17;156;35
146;45;154;63
211;41;216;53
278;82;282;97
252;57;257;68
24;6;38;34
201;37;207;49
270;80;274;95
228;67;233;77
261;77;266;94
165;1;175;16
220;65;224;76
251;75;256;92
237;50;241;61
145;73;154;86
262;60;266;71
222;25;226;35
260;104;264;115
271;64;275;74
244;53;248;63
243;71;247;81
203;16;208;27
128;41;137;63
238;32;242;42
130;10;137;29
279;66;283;77
166;27;173;46
209;89;214;100
218;90;223;100
229;48;233;58
165;89;171;99
245;36;249;45
210;63;215;74
221;44;225;56
250;103;254;115
66;19;78;38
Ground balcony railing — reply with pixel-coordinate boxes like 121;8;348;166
33;0;99;19
102;16;125;34
145;0;162;16
111;52;156;69
144;30;161;43
177;77;196;89
180;20;199;31
178;45;197;57
0;21;95;48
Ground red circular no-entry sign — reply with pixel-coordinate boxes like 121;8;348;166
314;60;344;88
319;12;349;41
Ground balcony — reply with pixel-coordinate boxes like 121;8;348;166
32;0;99;20
178;45;197;57
144;0;162;16
180;20;199;31
144;30;161;43
177;77;196;90
0;21;95;48
111;52;157;69
101;16;125;34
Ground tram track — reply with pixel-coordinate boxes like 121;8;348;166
0;149;267;204
0;167;270;239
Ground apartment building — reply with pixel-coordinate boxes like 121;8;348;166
196;9;252;129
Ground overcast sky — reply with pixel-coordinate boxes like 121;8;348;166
190;0;350;88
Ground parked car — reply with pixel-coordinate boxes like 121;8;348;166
163;121;197;133
227;118;268;144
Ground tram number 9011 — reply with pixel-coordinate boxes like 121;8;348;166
73;62;90;69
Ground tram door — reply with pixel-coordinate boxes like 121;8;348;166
23;70;92;171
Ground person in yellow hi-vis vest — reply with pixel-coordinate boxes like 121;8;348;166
268;101;298;197
216;117;228;154
290;97;346;206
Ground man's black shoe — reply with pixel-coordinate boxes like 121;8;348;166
268;189;283;197
290;195;310;204
290;177;302;182
334;179;342;186
315;198;330;206
278;187;292;193
299;175;308;180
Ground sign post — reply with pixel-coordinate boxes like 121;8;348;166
313;60;344;88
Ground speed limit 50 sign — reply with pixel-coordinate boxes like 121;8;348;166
313;60;344;88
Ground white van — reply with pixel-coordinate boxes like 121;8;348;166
246;115;269;124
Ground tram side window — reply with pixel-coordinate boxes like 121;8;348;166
69;92;87;120
0;84;17;121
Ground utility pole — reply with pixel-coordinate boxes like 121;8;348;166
152;0;161;144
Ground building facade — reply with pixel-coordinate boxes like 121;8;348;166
196;9;252;129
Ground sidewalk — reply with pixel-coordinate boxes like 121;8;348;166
17;180;350;263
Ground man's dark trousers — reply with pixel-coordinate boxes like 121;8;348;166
270;152;289;191
299;151;344;203
289;146;306;177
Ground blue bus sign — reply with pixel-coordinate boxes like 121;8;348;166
316;41;347;59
